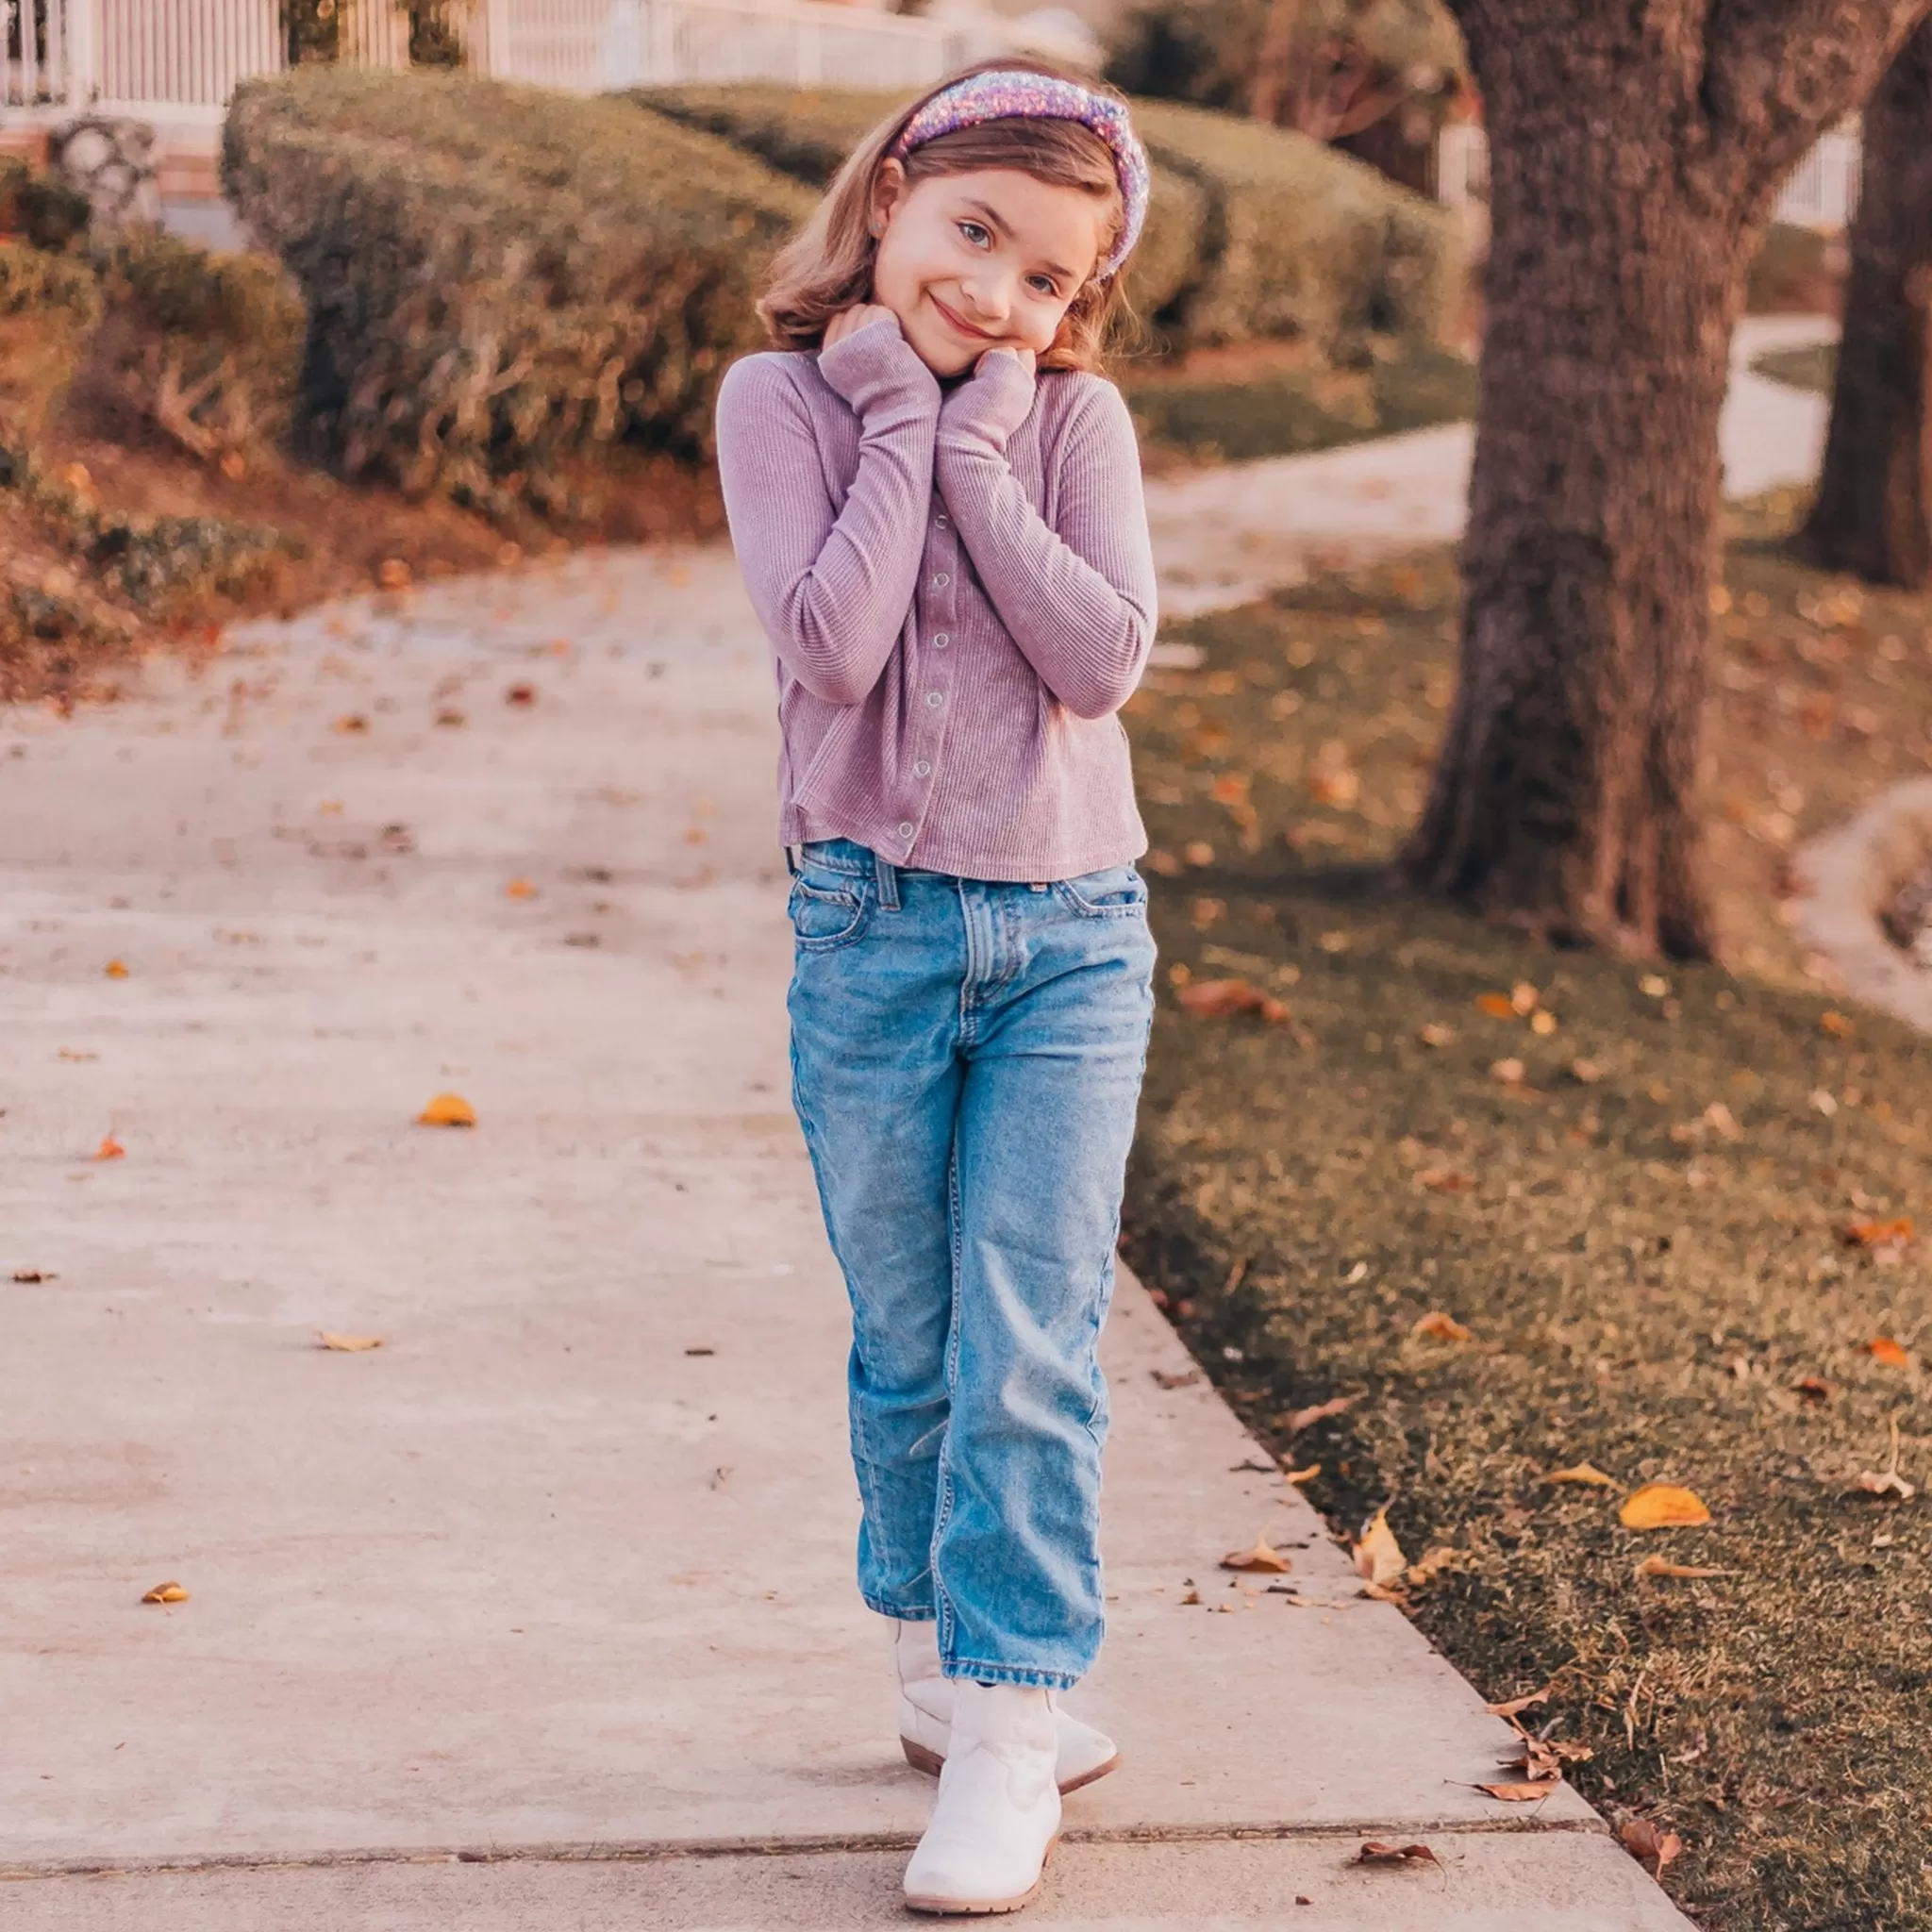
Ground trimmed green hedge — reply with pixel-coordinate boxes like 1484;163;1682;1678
1128;98;1462;348
97;231;307;458
635;83;1461;356
0;238;104;444
223;68;812;516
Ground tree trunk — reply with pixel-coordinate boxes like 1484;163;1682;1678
1794;20;1932;587
1403;1;1929;959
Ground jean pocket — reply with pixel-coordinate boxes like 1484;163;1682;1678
1052;863;1149;919
788;876;873;953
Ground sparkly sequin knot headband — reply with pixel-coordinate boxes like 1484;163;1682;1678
887;69;1150;282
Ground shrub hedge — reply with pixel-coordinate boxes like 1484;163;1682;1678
635;83;1461;356
96;230;307;458
0;238;104;444
1127;98;1462;348
223;68;812;515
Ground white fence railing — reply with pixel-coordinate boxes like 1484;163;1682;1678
3;0;986;122
1434;122;1863;234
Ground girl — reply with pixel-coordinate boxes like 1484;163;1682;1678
714;60;1158;1916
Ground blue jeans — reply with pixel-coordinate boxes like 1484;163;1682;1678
786;838;1156;1690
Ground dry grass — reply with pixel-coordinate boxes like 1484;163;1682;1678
1121;503;1932;1929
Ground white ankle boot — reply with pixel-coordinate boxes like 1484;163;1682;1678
903;1679;1061;1914
893;1619;1119;1793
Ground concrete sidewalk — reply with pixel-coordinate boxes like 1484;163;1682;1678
1145;311;1836;616
0;546;1693;1928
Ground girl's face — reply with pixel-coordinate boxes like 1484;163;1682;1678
867;161;1110;376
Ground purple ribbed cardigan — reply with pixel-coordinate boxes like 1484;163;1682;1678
713;311;1157;882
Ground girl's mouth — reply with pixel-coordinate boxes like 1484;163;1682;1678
929;291;998;342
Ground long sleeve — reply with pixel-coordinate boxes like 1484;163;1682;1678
933;355;1158;722
713;316;940;707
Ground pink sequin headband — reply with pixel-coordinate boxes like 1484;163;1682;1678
887;70;1149;282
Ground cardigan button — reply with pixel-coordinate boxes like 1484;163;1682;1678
925;691;943;708
898;822;915;839
932;632;949;648
914;760;931;777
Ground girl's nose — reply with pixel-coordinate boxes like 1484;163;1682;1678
956;272;1011;327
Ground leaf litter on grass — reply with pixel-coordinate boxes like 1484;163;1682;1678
1118;522;1932;1927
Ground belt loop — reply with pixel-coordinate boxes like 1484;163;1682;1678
874;848;901;911
785;842;802;876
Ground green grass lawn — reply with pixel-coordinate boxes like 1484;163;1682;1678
1753;342;1837;394
1121;506;1932;1927
1123;336;1477;469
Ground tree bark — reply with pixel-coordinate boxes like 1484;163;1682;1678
1401;0;1928;959
1795;19;1932;587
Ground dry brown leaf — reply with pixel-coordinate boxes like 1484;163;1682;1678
1411;1310;1472;1342
1820;1009;1854;1038
1353;1507;1407;1588
1792;1376;1832;1404
317;1332;384;1352
1546;1462;1617;1487
333;714;370;735
1703;1101;1744;1141
1221;1533;1292;1574
1416;1168;1475;1194
1287;1394;1355;1432
1868;1336;1910;1368
436;707;467;728
506;682;538;707
1486;1687;1551;1717
1844;1217;1913;1252
375;557;412;590
93;1135;125;1161
1179;1586;1201;1605
1478;1780;1558;1801
1151;1368;1200;1390
1475;991;1516;1018
1175;977;1291;1024
141;1581;189;1604
103;958;129;979
1355;1840;1439;1866
1635;1555;1731;1579
505;878;539;901
1282;1461;1320;1485
417;1092;477;1128
1619;1482;1712;1529
1406;1545;1460;1585
1619;1818;1683;1874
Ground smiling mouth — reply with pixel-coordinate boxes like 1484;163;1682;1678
929;292;998;341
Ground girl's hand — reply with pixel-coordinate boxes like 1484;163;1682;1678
975;344;1037;378
824;303;897;350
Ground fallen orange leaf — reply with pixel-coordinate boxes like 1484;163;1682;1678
1478;1781;1557;1802
1220;1533;1292;1574
1176;977;1291;1024
1844;1217;1913;1251
1868;1336;1910;1368
333;714;370;734
417;1092;477;1128
1287;1394;1355;1432
1282;1461;1320;1484
1820;1009;1854;1038
1356;1840;1439;1866
1411;1310;1472;1342
1635;1555;1731;1579
506;878;539;901
317;1332;384;1352
103;958;129;979
93;1135;125;1161
1353;1507;1407;1588
1620;1818;1683;1874
141;1581;189;1604
1416;1168;1475;1193
1619;1482;1711;1529
1487;1687;1550;1717
1475;991;1516;1018
1546;1462;1617;1487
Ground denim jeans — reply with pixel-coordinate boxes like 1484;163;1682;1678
786;838;1157;1690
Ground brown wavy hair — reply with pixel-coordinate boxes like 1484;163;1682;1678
757;58;1141;375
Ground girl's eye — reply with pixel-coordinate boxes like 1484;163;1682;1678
1027;276;1058;298
958;220;991;248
